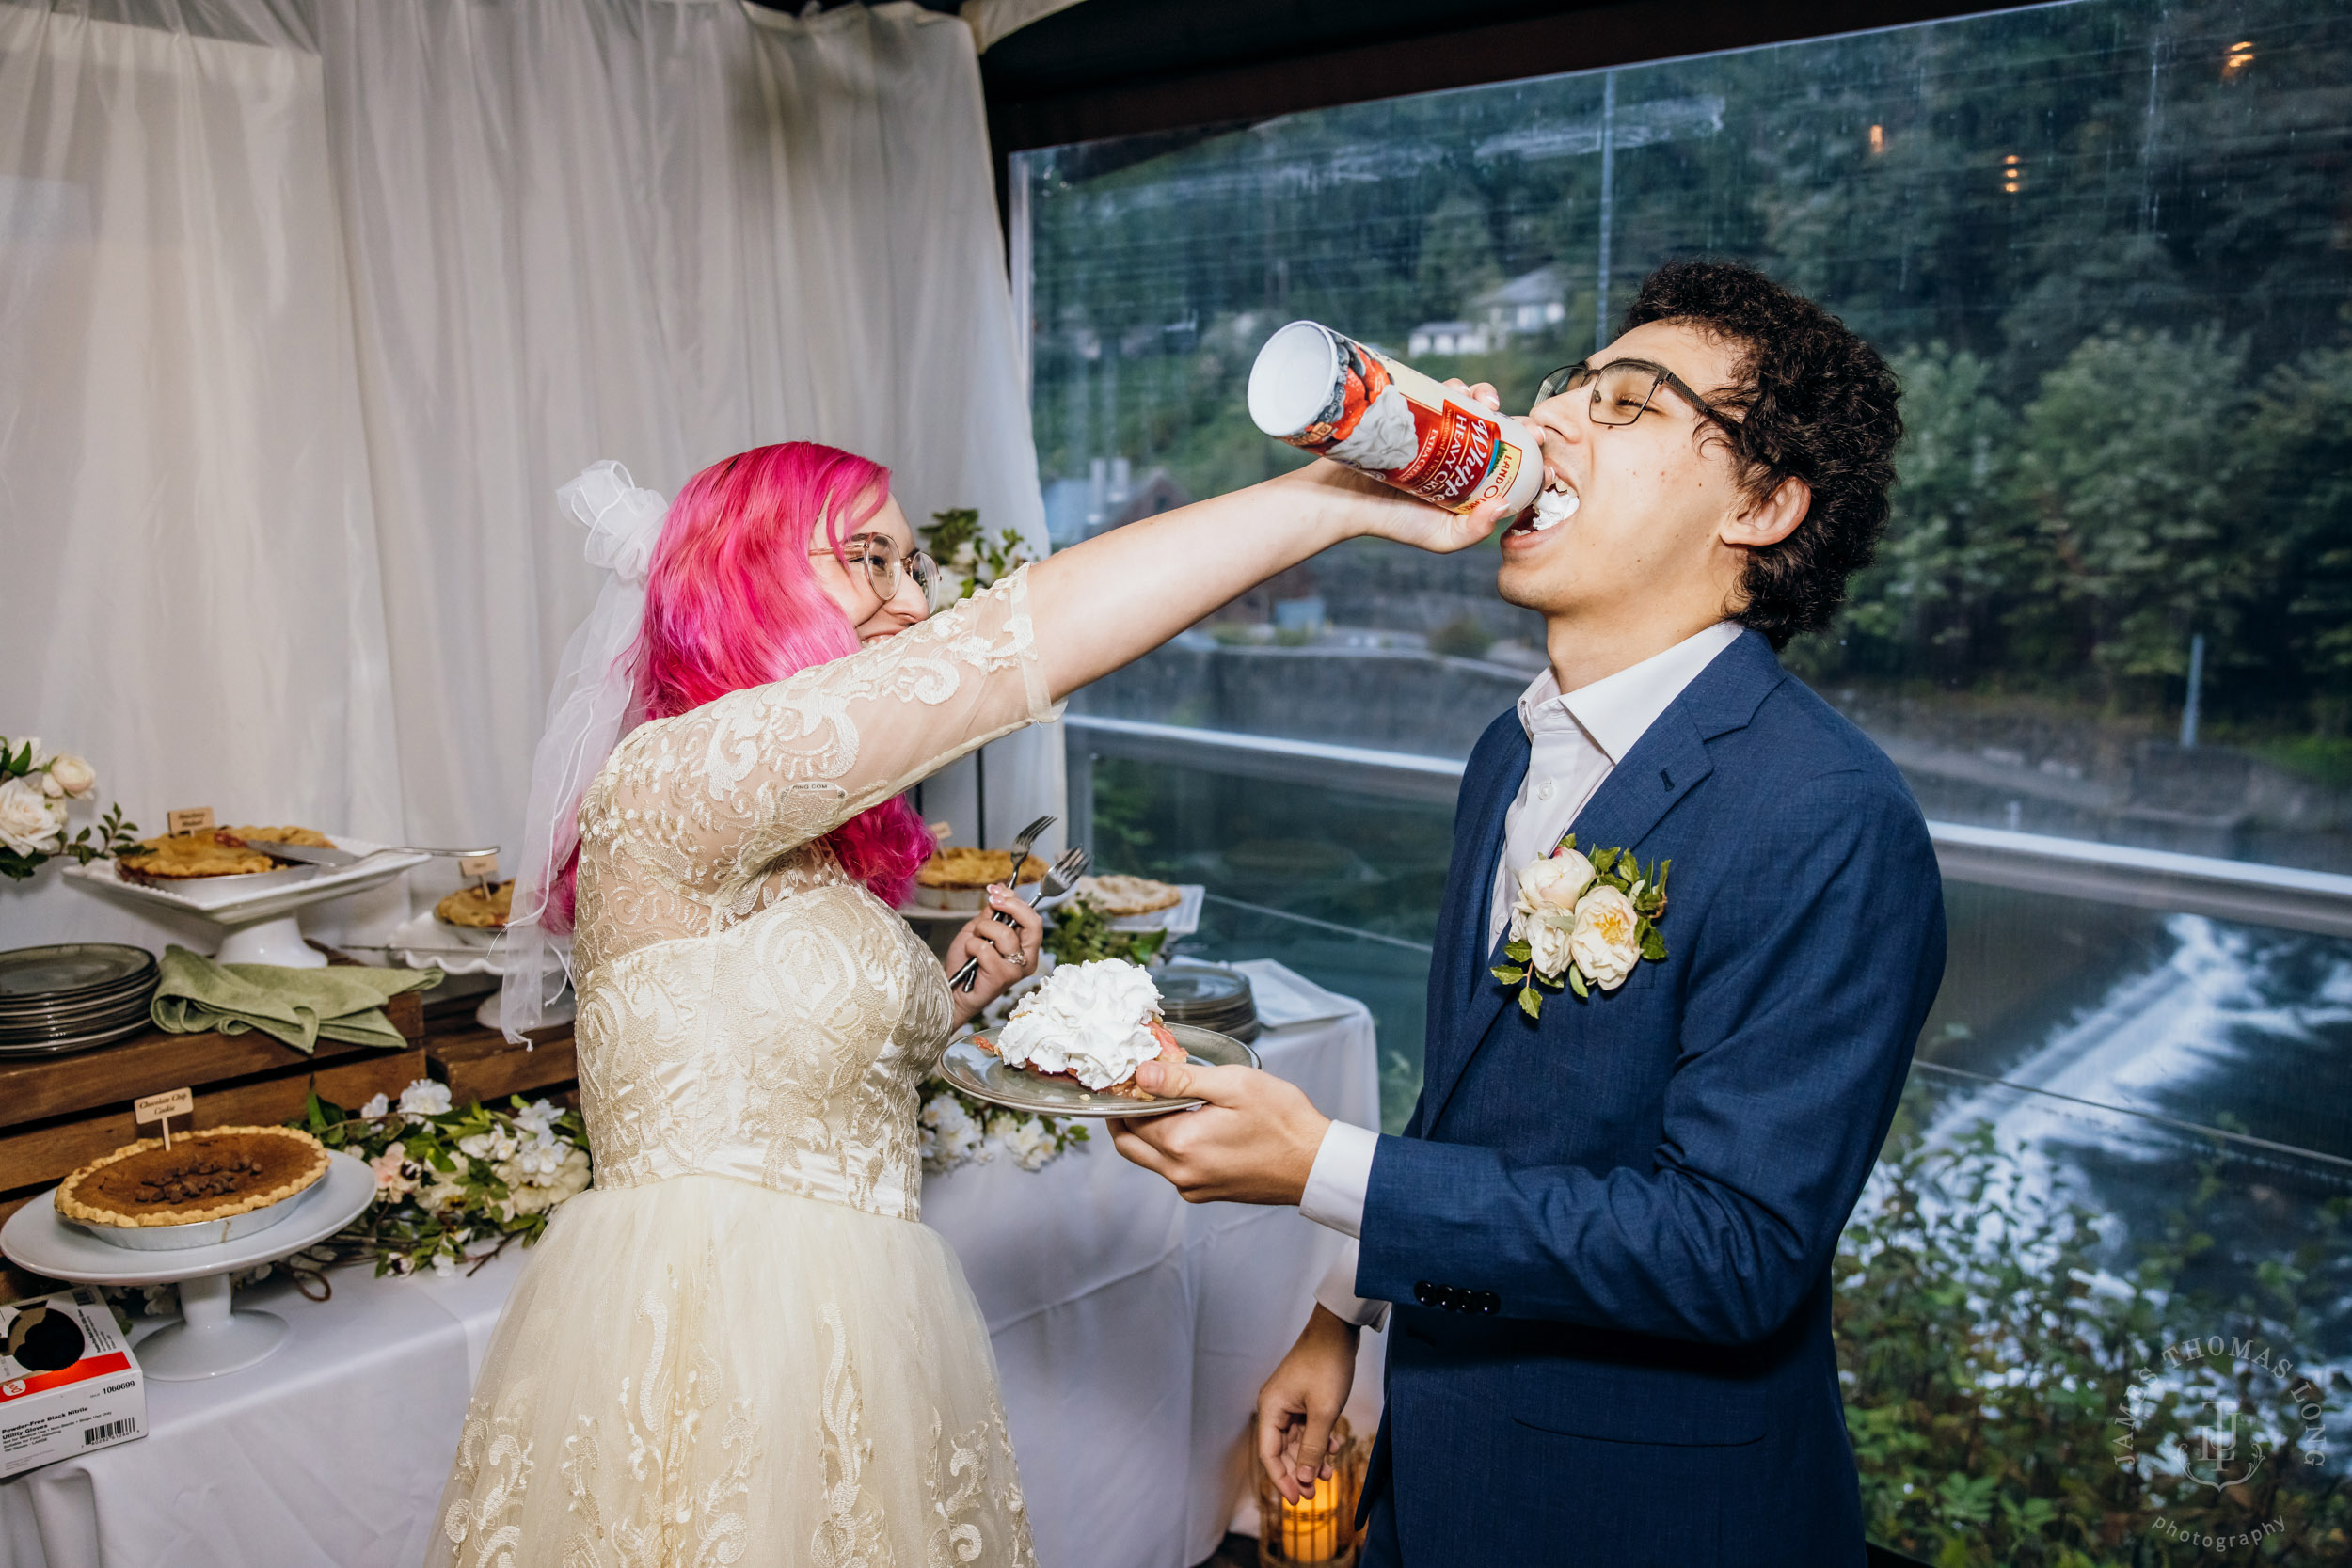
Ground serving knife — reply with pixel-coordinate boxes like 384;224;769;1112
236;838;500;870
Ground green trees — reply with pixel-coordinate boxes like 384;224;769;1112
1829;325;2352;729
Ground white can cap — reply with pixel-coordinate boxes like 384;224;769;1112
1247;321;1341;438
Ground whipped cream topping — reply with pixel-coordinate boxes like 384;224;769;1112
994;958;1165;1090
1529;484;1581;531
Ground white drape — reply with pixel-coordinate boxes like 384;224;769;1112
0;0;1057;957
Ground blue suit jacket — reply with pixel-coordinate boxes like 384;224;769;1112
1356;630;1945;1568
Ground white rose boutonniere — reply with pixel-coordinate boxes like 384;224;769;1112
1493;833;1670;1017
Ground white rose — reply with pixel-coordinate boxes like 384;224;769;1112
1526;912;1577;980
10;737;47;769
1568;885;1643;991
0;778;65;856
1510;849;1597;948
46;754;95;798
1512;848;1595;927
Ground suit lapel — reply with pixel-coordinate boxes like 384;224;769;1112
1417;631;1786;1135
1416;723;1525;1126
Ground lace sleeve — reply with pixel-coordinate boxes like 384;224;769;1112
588;565;1062;906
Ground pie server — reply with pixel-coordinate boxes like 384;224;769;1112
238;839;500;870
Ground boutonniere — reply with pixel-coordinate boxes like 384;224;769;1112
1491;833;1669;1018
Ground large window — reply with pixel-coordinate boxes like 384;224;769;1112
1019;3;2352;1559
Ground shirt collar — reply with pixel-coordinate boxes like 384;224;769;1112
1514;621;1744;763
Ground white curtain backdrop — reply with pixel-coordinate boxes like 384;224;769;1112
0;0;1058;957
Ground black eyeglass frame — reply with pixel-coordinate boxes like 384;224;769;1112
1535;357;1738;442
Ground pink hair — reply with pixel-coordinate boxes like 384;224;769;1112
548;442;935;927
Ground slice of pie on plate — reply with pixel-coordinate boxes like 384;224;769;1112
974;958;1186;1101
55;1125;330;1229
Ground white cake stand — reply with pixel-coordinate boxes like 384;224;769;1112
0;1152;376;1380
64;838;431;968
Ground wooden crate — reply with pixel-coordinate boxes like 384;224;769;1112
0;990;432;1302
426;1025;578;1107
0;979;606;1306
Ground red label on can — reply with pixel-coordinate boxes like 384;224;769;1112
1393;401;1501;508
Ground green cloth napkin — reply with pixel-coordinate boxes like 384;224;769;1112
150;945;442;1054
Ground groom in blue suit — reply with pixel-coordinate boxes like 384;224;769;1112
1115;261;1946;1565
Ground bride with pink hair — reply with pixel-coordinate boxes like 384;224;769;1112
429;439;1495;1567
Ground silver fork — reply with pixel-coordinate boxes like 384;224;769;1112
951;844;1089;992
943;813;1051;991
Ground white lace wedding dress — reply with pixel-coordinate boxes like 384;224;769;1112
428;569;1059;1568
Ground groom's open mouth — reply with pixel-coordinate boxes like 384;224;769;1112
1505;476;1580;540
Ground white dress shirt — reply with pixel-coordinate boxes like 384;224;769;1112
1301;621;1744;1328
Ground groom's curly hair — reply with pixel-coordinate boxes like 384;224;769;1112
1624;261;1903;650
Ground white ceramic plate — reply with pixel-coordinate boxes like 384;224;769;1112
388;911;504;975
65;835;430;921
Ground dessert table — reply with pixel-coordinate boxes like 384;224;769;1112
0;965;1384;1568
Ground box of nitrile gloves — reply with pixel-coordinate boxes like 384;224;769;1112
0;1287;145;1477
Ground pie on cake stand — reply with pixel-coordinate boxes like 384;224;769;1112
2;1131;375;1380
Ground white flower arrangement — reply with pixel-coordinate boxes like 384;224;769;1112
294;1082;592;1276
917;1081;1088;1174
0;735;136;879
1493;833;1671;1017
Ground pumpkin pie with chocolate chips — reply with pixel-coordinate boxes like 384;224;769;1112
55;1125;330;1228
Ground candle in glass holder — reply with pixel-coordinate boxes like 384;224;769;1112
1277;1484;1345;1561
1256;1417;1362;1568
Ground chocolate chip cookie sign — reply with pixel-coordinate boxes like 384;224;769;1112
1248;320;1544;516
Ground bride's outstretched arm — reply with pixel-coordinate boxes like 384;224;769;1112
1028;461;1511;701
593;464;1504;895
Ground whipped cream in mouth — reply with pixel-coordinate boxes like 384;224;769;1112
1508;481;1580;536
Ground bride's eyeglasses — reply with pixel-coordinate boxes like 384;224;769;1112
813;532;940;607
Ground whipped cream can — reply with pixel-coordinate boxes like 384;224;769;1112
1247;321;1544;515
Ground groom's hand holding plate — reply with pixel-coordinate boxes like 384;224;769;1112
1108;1058;1328;1206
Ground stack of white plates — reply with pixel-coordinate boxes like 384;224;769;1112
0;944;159;1056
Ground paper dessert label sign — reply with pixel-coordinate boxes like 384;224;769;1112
166;806;215;836
1247;320;1542;515
135;1087;194;1149
457;853;499;879
0;1288;146;1478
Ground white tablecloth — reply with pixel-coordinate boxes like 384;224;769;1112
1;969;1382;1568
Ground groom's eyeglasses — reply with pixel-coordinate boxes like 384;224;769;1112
1535;358;1735;441
814;533;940;607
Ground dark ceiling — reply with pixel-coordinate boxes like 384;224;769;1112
972;0;2053;151
771;0;2055;166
